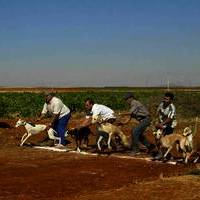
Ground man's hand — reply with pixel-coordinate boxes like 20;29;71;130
36;113;45;122
47;123;53;129
76;125;84;131
36;117;41;122
155;123;164;130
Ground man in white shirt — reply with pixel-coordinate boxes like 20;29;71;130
38;93;71;146
156;92;177;135
153;92;177;160
78;98;116;146
81;98;116;126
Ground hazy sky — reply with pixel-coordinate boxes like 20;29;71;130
0;0;200;87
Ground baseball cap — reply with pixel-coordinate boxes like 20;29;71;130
123;92;134;100
43;91;53;97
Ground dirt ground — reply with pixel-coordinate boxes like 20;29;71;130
0;118;200;200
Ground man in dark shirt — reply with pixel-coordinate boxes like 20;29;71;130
120;92;154;155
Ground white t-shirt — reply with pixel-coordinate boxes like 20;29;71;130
41;97;70;119
88;104;115;120
157;102;177;128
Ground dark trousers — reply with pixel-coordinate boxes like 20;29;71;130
54;113;71;145
163;126;174;136
132;117;151;152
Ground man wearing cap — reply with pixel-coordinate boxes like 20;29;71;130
121;92;153;155
38;93;71;147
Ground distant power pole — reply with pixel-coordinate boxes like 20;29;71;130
167;80;170;91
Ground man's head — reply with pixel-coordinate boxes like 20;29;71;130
163;92;174;107
84;98;94;111
43;92;53;104
123;92;134;105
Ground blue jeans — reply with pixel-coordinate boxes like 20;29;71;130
132;117;151;152
163;126;174;136
54;113;71;145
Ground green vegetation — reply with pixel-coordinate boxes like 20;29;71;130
0;89;200;119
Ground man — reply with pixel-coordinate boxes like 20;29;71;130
79;98;116;147
81;98;116;126
153;92;177;160
38;92;71;146
120;92;154;155
155;92;177;135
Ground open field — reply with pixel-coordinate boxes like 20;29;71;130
1;87;200;119
0;86;200;93
1;117;200;200
1;87;200;199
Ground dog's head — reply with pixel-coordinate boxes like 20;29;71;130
67;128;77;138
183;127;192;137
15;119;26;127
91;115;104;124
153;129;162;140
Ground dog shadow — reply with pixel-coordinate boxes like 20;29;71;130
0;122;11;128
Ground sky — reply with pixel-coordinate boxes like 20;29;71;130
0;0;200;87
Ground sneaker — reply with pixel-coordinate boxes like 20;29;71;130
54;144;66;149
128;151;141;157
152;152;163;160
82;144;88;148
149;151;158;158
139;143;148;151
147;144;156;153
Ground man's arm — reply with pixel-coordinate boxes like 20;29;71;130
49;113;60;128
78;117;92;129
118;112;132;116
116;112;132;125
156;117;172;129
116;115;131;125
36;113;46;122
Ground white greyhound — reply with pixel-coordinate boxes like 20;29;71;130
15;119;62;146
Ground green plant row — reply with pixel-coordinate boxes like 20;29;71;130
0;90;200;119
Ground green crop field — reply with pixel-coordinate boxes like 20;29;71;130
0;88;200;119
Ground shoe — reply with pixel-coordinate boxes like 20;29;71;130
147;144;156;153
128;151;141;156
54;144;66;149
149;151;158;158
139;143;148;151
82;144;88;148
152;152;163;160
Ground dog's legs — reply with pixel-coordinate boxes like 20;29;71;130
79;139;82;148
57;137;61;145
179;139;189;164
21;133;28;142
184;152;189;164
194;155;200;163
176;143;179;152
20;133;31;146
77;147;81;153
83;137;89;148
75;139;80;151
97;136;103;151
64;130;68;137
107;132;114;150
163;146;173;158
76;139;82;152
54;137;61;146
118;130;129;148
